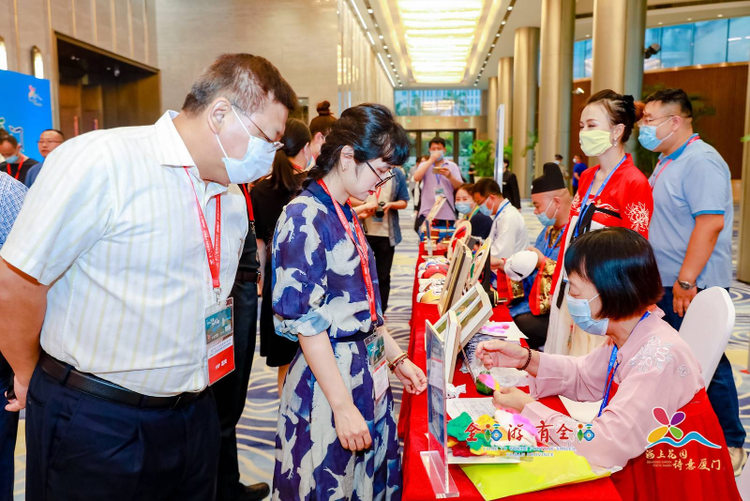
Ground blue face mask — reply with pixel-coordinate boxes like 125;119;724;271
5;155;19;164
536;200;558;227
638;117;674;151
566;293;609;336
478;199;493;217
456;202;472;215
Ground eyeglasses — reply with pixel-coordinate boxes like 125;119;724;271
366;160;394;189
231;105;284;153
37;140;62;146
638;115;674;127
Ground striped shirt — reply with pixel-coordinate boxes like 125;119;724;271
0;172;28;248
0;111;248;396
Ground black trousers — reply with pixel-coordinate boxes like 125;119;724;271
213;279;259;500
367;235;396;312
25;363;220;501
513;313;550;351
0;354;18;501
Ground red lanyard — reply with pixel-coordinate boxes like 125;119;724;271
239;184;255;222
291;163;304;171
317;179;378;324
6;158;25;180
184;167;222;300
650;135;700;188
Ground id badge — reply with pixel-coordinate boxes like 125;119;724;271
205;297;235;385
435;188;445;198
366;332;389;401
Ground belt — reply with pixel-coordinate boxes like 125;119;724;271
235;270;260;283
38;352;204;409
330;328;376;343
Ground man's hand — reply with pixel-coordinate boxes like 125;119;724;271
672;280;698;317
429;150;443;164
435;167;451;177
5;375;27;412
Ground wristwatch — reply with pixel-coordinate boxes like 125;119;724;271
678;279;696;290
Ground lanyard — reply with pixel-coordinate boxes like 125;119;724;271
574;155;627;239
597;311;651;417
291;162;304;171
468;205;480;220
543;226;565;258
239;184;255;222
184;167;222;302
6;158;25;180
649;135;700;189
317;180;379;324
493;200;511;223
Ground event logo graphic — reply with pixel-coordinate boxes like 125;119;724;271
646;407;720;449
28;85;43;107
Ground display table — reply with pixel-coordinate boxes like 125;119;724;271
399;245;621;500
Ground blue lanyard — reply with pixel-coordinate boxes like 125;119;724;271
574;155;627;239
597;311;651;417
543;226;565;258
493;200;511;223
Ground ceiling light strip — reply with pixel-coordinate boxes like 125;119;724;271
349;0;368;30
377;53;396;87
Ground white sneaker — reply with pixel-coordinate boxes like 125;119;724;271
729;446;748;477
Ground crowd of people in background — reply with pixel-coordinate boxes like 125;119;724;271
0;50;744;501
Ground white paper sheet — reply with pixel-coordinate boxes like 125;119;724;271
559;396;601;424
478;321;528;342
446;397;497;421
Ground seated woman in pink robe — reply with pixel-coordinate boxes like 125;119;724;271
477;227;739;500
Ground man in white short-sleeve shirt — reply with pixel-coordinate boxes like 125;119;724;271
473;177;529;269
0;54;296;501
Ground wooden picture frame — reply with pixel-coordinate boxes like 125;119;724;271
438;240;472;315
447;220;471;260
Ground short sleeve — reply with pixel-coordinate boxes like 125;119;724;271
272;202;331;341
683;154;730;217
0;136;112;285
451;162;464;182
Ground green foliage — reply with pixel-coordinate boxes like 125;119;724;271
469;139;495;177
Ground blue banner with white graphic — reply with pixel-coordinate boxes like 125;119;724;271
0;69;52;162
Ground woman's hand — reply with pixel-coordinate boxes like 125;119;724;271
333;402;372;451
476;340;528;370
394;358;427;395
493;387;535;412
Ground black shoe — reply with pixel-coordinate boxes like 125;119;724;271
233;482;271;501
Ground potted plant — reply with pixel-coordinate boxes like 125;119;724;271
468;139;495;180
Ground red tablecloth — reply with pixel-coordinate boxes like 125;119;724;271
400;245;621;500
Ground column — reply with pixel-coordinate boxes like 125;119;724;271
497;57;513;155
538;0;575;178
487;76;498;161
738;64;750;283
591;0;646;96
512;27;540;197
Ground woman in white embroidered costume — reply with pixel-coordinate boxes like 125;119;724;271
477;228;739;500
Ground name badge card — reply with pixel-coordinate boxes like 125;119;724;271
366;332;389;401
205;298;235;385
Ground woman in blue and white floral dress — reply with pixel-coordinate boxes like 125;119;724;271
271;104;427;501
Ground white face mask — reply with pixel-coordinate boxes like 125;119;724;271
215;107;276;184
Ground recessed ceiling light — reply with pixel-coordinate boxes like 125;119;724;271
496;33;500;37
501;20;506;25
718;14;723;18
367;8;373;13
508;6;513;10
658;21;663;25
474;84;478;87
379;35;384;39
374;23;378;27
687;18;692;21
586;34;591;38
387;54;391;58
491;44;495;47
383;45;388;49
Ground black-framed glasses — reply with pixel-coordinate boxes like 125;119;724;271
231;105;284;153
366;160;394;189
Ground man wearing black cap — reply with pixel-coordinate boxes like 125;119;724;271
501;163;572;349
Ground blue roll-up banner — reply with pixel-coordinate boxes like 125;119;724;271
0;69;53;162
